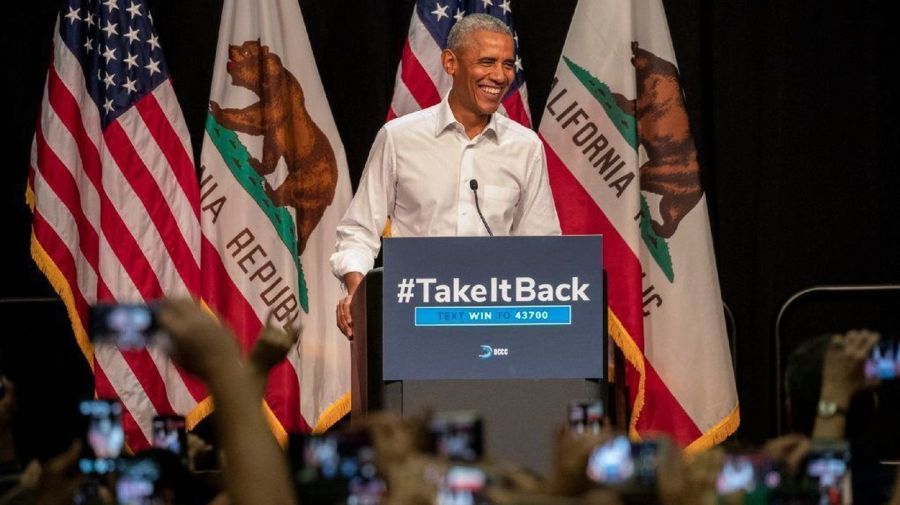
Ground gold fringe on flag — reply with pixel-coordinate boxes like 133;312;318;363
313;391;351;433
186;397;214;431
263;402;289;447
685;404;741;454
608;307;739;451
27;203;95;369
607;309;645;440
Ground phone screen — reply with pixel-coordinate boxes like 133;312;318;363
586;436;660;488
631;440;660;487
437;465;488;505
151;415;187;460
586;435;634;485
806;442;851;505
568;400;605;435
294;431;386;504
115;457;161;505
717;455;755;494
79;399;125;475
89;303;166;350
717;454;781;496
428;411;483;462
865;338;899;381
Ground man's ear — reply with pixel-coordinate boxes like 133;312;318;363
441;48;457;76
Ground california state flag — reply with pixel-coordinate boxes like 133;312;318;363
539;0;738;450
199;0;352;437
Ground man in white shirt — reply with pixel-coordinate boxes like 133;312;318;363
331;13;560;337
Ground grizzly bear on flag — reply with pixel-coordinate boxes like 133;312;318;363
210;39;337;254
614;42;703;239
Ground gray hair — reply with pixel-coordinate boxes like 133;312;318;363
446;13;512;53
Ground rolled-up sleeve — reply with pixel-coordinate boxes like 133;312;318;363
330;127;396;279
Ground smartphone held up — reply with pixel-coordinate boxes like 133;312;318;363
437;465;489;505
805;440;852;505
716;453;782;498
586;435;660;489
78;399;125;475
152;415;188;462
568;399;605;435
115;457;162;505
865;336;899;382
89;303;169;352
428;411;484;463
292;431;386;505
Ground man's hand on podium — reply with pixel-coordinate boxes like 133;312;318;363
337;271;364;339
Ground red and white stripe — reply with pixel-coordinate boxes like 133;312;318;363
29;21;204;449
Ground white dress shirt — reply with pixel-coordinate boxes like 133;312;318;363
330;96;561;278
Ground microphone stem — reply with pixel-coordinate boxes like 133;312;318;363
471;184;494;237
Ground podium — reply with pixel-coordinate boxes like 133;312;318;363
350;236;613;472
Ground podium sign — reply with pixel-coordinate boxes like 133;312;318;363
383;236;604;380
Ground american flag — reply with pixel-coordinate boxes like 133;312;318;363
28;0;204;450
388;0;531;126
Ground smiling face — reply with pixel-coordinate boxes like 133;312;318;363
442;29;516;130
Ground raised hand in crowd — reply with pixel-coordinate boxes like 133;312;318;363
762;433;810;476
248;313;301;398
546;424;612;497
483;459;546;503
488;463;588;505
813;329;880;441
158;299;297;505
380;453;438;505
352;411;435;505
359;411;426;471
657;443;722;505
157;299;243;383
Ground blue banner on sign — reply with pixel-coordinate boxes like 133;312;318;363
414;305;572;326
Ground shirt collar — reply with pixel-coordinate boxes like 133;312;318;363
435;93;500;143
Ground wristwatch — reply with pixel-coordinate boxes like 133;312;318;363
817;399;848;418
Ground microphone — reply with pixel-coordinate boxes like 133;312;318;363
469;179;493;236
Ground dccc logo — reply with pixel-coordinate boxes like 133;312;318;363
479;345;508;359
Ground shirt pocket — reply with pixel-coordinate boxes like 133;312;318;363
482;184;520;234
483;184;520;204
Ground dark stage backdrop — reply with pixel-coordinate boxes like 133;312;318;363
3;1;898;459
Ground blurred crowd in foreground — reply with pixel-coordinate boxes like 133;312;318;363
1;299;898;505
